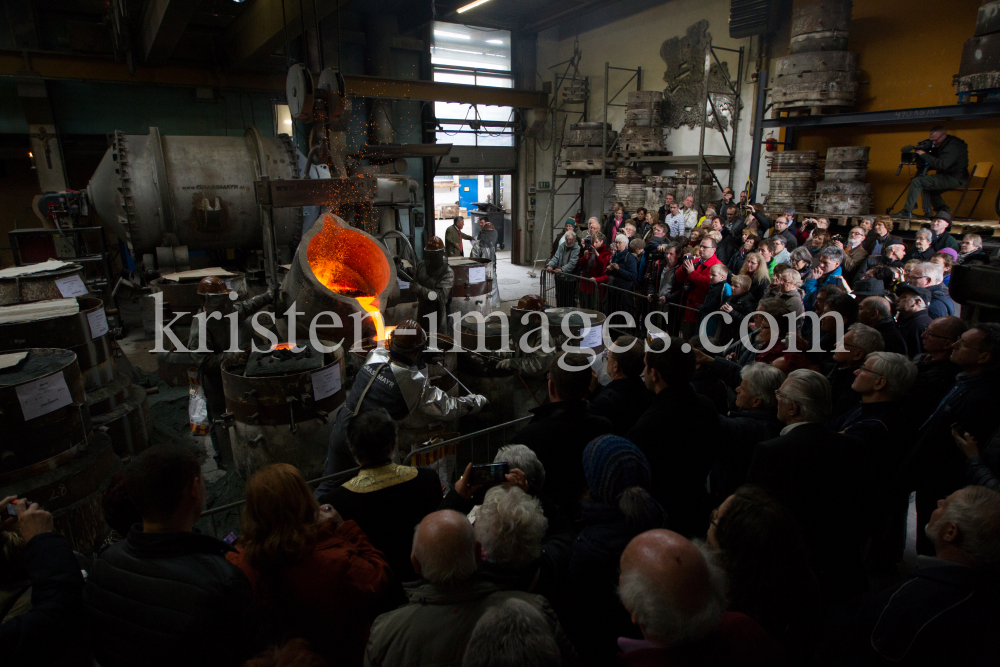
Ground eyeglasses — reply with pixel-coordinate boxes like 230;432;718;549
699;244;714;249
857;365;886;379
922;331;955;341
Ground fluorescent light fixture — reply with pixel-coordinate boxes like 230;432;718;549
432;47;484;55
284;119;292;124
434;30;470;39
486;39;504;44
457;0;492;13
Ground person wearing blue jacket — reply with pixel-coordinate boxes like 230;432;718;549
802;246;845;311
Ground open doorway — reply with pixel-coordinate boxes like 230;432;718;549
433;174;512;252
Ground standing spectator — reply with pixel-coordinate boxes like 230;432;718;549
803;247;845;310
565;436;666;666
858;296;909;356
648;242;681;317
727;230;759;276
550;220;577;257
717;187;736;216
908;261;955;318
895;285;933;357
85;444;263;667
605;204;628;242
705;362;786;500
854;486;1000;665
953;427;1000;491
626;337;719;535
835;227;870;284
716;208;743;261
227;463;390;666
738;252;770;304
577;231;610;310
1;495;85;666
854;240;908;288
605;234;639;316
789;246;813;283
698;264;732;341
718;274;759;342
629;238;647;291
473;486;549;591
827;323;885;418
589;336;654;436
862;215;902;256
909;316;967;417
906;229;936;262
757;242;774;278
617;529;788;667
767;215;798;250
511;353;613;516
546;230;580;308
903;324;1000;554
747;369;872;597
957;233;990;265
931;250;957;286
768;236;791;270
364;511;576;667
323;408;442;586
583;216;601;245
774;268;805;319
675;236;724;339
681;195;699;230
929;211;962;252
706;487;822;663
446;216;476;257
663;201;686;239
462;598;563;667
632;207;650;238
656;194;676;225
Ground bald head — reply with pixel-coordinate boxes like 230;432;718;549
859;296;892;325
935;315;969;342
412;510;478;586
618;529;726;646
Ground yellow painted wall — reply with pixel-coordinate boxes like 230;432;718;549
781;0;1000;219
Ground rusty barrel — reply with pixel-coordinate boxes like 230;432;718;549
222;343;346;480
0;263;89;306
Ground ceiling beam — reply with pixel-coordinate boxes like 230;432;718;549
0;50;549;107
140;0;203;65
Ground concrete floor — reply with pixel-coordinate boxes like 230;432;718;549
494;250;542;307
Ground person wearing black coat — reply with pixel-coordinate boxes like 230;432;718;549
511;354;613;517
84;445;263;667
747;369;874;599
907;316;966;419
858;296;909;357
895;285;933;358
588;336;653;436
624;337;720;537
1;500;86;667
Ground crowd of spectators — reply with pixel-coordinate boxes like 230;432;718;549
4;198;1000;667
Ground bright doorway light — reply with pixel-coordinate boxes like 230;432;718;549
457;0;493;13
434;30;470;39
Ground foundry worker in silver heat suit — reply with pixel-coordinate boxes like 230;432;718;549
495;294;568;379
315;320;487;498
187;276;274;467
469;220;501;309
412;235;455;333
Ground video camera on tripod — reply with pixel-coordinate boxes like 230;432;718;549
896;139;934;175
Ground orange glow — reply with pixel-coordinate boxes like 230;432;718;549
356;296;386;342
307;214;390;297
272;342;295;351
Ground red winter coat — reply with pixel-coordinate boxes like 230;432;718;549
579;244;612;295
228;520;390;666
675;254;723;323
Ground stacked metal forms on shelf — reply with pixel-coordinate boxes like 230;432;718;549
619;91;667;154
954;1;1000;98
615;166;647;211
765;151;819;214
772;0;859;111
815;146;872;214
558;121;617;172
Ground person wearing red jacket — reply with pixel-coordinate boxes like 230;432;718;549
579;231;612;310
675;236;723;338
227;463;390;667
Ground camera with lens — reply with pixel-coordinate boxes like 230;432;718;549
897;139;933;175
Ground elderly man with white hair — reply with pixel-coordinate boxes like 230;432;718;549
365;510;576;667
546;229;580;307
856;486;1000;664
616;529;785;665
957;233;990;265
747;369;873;598
462;598;563;667
827;322;885;418
907;228;936;262
908;261;956;318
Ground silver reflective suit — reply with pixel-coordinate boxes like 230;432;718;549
469;229;501;309
413;253;455;333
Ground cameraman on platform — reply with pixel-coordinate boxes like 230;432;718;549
896;125;969;218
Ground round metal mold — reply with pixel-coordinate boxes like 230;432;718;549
0;264;88;306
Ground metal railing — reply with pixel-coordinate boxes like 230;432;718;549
198;415;534;539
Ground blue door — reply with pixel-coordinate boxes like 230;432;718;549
458;178;478;212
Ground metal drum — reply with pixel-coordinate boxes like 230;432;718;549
0;348;92;476
221;344;346;480
150;271;247;330
0;297;115;391
0;432;119;552
0;264;89;306
789;0;853;55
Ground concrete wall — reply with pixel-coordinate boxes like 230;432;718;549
522;0;759;266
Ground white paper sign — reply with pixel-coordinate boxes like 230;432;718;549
580;325;603;349
397;278;410;289
87;308;109;338
468;266;486;284
311;365;342;401
54;274;88;298
16;371;74;421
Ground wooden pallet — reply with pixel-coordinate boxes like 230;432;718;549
775;105;853;117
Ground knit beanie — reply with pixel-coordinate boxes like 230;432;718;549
582;435;652;504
